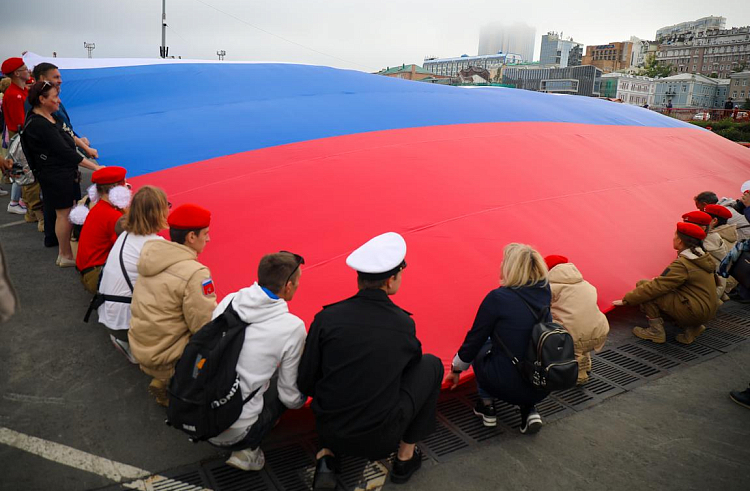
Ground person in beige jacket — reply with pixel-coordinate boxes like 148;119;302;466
545;255;609;385
683;210;728;300
705;204;739;299
129;204;217;406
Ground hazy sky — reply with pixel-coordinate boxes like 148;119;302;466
2;0;749;71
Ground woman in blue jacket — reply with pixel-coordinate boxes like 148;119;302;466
447;243;551;434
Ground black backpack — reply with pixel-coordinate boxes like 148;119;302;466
493;290;578;391
166;302;259;442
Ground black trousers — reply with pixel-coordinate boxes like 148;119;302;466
211;377;286;451
320;354;444;460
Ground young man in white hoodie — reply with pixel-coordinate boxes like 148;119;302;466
208;252;307;472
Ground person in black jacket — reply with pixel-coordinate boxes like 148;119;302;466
446;243;551;434
297;232;443;489
21;81;101;266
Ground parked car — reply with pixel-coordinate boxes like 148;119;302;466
693;112;711;121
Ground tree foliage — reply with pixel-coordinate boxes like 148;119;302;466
639;54;673;78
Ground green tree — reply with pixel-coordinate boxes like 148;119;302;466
640;54;673;78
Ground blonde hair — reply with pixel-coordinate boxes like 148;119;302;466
124;186;169;236
500;243;549;288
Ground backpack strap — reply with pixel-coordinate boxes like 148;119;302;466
508;287;549;322
119;233;134;293
223;301;261;406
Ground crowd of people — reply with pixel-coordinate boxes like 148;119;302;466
2;55;750;488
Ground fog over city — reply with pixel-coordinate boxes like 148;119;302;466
1;0;749;70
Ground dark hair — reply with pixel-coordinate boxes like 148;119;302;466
676;231;704;255
169;227;203;245
27;81;57;107
32;62;58;81
258;253;301;294
694;191;718;205
708;215;729;227
357;277;389;290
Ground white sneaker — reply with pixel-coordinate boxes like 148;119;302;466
0;188;8;196
110;335;138;364
520;408;543;434
226;447;265;471
7;203;26;215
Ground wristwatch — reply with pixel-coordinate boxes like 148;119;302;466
451;365;462;375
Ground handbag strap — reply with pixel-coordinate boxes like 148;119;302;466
119;233;134;293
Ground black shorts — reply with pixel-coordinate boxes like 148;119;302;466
38;174;82;210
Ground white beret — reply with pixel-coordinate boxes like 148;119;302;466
346;232;407;278
742;180;750;194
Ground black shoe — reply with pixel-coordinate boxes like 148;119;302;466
390;446;422;484
730;388;750;409
728;290;750;304
44;237;59;247
312;455;338;490
473;400;497;427
519;407;543;435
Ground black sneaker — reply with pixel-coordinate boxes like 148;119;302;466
390;446;422;484
730;388;750;410
519;407;543;435
473;400;497;427
312;455;338;490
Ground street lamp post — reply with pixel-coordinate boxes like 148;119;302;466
217;50;226;61
84;42;96;58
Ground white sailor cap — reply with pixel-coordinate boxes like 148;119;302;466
346;232;407;280
742;180;750;194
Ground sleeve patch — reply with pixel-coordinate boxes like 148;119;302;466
201;278;215;296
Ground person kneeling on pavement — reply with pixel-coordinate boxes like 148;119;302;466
613;222;718;345
446;243;551;434
75;166;130;287
208;252;308;471
545;255;609;386
129;204;216;406
297;232;443;488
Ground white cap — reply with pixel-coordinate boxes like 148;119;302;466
346;232;407;279
742;180;750;194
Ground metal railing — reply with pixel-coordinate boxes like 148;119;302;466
653;108;749;122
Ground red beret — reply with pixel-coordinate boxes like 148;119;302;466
681;211;712;226
704;204;732;220
92;166;127;184
676;222;707;240
168;204;211;230
2;57;24;75
544;255;569;270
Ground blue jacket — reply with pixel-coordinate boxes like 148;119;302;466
458;283;551;406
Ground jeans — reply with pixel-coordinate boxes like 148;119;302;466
11;182;21;202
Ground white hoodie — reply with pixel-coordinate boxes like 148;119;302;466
208;282;306;445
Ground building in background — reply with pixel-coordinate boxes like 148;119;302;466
539;32;583;68
502;65;602;97
600;73;656;106
728;70;750;105
656;16;726;41
568;45;583;67
581;41;635;73
478;22;536;62
423;52;523;78
653;73;731;109
629;37;652;69
376;64;445;81
656;25;750;79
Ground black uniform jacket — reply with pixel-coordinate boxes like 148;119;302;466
297;288;422;453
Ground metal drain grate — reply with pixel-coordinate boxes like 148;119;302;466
695;328;747;353
438;397;502;442
338;457;387;491
535;397;570;422
597;349;661;378
419;420;469;461
634;339;700;363
264;443;315;491
591;357;644;389
552;386;593;408
617;344;680;370
493;401;522;429
709;317;750;338
203;461;271;491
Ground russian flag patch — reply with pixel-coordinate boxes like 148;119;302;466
202;278;215;296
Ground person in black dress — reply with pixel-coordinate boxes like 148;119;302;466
446;242;551;434
297;232;443;488
21;81;101;267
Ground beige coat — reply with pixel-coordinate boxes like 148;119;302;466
549;263;610;350
704;232;727;268
713;224;737;252
129;240;217;379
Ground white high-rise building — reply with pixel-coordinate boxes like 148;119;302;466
478;22;536;62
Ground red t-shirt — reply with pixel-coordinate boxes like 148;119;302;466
3;83;28;134
76;201;124;271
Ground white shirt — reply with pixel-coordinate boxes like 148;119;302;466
97;232;164;330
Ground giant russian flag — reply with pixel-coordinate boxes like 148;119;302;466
25;53;750;373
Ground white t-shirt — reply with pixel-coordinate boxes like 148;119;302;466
97;232;164;330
